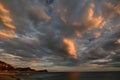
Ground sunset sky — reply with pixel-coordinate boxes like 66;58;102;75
0;0;120;71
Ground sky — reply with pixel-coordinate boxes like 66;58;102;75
0;0;120;71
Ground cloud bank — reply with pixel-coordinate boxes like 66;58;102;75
0;0;120;69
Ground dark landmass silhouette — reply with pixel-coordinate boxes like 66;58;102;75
16;67;35;71
0;60;48;72
0;61;15;72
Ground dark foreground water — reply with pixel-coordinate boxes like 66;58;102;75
0;72;120;80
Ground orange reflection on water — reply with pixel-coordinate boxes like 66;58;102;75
68;72;80;80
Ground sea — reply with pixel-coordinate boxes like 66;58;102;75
0;71;120;80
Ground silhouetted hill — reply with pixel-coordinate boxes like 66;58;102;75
16;67;48;72
37;69;48;72
0;61;15;72
15;67;36;72
0;60;48;72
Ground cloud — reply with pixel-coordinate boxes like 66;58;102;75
62;38;77;59
0;3;15;39
0;0;120;68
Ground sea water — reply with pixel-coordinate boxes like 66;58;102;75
0;72;120;80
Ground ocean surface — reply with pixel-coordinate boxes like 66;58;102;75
0;72;120;80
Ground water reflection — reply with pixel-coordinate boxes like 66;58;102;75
0;72;120;80
68;72;80;80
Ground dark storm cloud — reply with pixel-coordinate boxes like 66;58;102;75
103;40;119;51
102;30;120;52
0;0;120;68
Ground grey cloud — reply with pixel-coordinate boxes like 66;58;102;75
0;0;120;68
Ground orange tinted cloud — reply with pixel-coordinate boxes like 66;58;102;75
71;2;105;34
75;31;82;38
31;59;40;63
0;30;15;39
110;51;116;55
93;32;101;38
29;5;51;22
39;10;51;22
0;3;15;39
0;3;9;13
106;2;120;15
63;38;77;59
87;3;94;21
60;8;67;23
61;16;67;23
115;39;120;44
86;3;104;30
1;16;12;22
